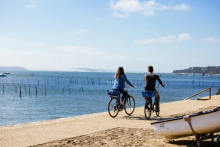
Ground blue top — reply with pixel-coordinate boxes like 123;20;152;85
112;74;133;89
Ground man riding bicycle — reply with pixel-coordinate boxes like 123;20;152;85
144;66;164;110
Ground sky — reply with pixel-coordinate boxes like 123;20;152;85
0;0;219;73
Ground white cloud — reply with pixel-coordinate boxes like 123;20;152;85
112;11;129;18
26;4;36;8
177;34;192;41
134;34;192;44
76;29;87;34
158;35;176;44
134;39;156;44
110;0;190;18
201;37;220;44
172;3;190;11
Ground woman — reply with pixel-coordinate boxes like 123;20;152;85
112;67;134;105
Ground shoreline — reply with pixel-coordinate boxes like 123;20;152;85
0;98;191;130
0;95;220;147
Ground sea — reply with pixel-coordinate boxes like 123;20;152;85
0;71;220;126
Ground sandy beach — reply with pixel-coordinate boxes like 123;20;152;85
0;95;220;147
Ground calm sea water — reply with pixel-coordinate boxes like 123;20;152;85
0;71;220;126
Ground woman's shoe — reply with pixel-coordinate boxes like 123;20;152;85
120;101;125;106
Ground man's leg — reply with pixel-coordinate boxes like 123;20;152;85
154;90;160;110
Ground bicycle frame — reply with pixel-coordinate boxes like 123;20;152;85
145;97;155;110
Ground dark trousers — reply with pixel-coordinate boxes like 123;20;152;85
145;89;160;110
154;97;160;110
114;89;127;102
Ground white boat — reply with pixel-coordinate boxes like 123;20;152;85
4;72;10;74
151;107;220;139
60;73;65;75
0;73;7;77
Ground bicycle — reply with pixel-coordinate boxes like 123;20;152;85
142;86;161;119
107;87;135;118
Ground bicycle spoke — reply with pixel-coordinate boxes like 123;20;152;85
108;97;119;118
125;96;135;116
144;101;151;119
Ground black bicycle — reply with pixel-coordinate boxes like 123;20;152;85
142;87;161;119
107;87;135;118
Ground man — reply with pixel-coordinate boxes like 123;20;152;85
144;66;164;110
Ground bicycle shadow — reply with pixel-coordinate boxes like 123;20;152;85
121;114;178;121
122;115;166;121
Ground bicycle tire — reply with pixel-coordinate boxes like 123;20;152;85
156;104;160;116
156;110;160;116
108;97;119;118
216;134;220;143
124;95;135;116
144;101;151;119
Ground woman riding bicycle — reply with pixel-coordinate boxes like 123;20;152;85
112;67;134;105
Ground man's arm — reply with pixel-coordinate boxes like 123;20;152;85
156;76;164;87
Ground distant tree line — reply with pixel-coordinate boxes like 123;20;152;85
172;66;220;74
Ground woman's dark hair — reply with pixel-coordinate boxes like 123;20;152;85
148;66;153;72
116;67;125;79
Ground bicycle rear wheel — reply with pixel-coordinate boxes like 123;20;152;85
144;101;151;119
124;95;135;116
108;97;119;118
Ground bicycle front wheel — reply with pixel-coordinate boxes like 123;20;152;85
156;105;160;116
144;101;151;119
108;97;119;118
124;95;135;116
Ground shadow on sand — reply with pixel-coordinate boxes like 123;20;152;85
168;139;219;147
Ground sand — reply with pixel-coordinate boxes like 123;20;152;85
32;106;220;147
0;95;220;147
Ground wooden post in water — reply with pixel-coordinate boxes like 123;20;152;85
20;86;21;97
24;84;27;94
68;85;71;93
62;86;64;94
209;88;211;99
35;86;37;96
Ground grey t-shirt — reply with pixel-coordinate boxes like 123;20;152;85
144;73;163;91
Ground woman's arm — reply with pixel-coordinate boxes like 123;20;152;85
121;75;133;87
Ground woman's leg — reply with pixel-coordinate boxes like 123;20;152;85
120;89;127;102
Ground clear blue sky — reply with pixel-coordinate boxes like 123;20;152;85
0;0;219;72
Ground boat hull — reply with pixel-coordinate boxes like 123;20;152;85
151;109;220;139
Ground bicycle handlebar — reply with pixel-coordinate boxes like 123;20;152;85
155;85;163;89
126;86;132;90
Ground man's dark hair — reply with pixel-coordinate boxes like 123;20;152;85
148;66;153;72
